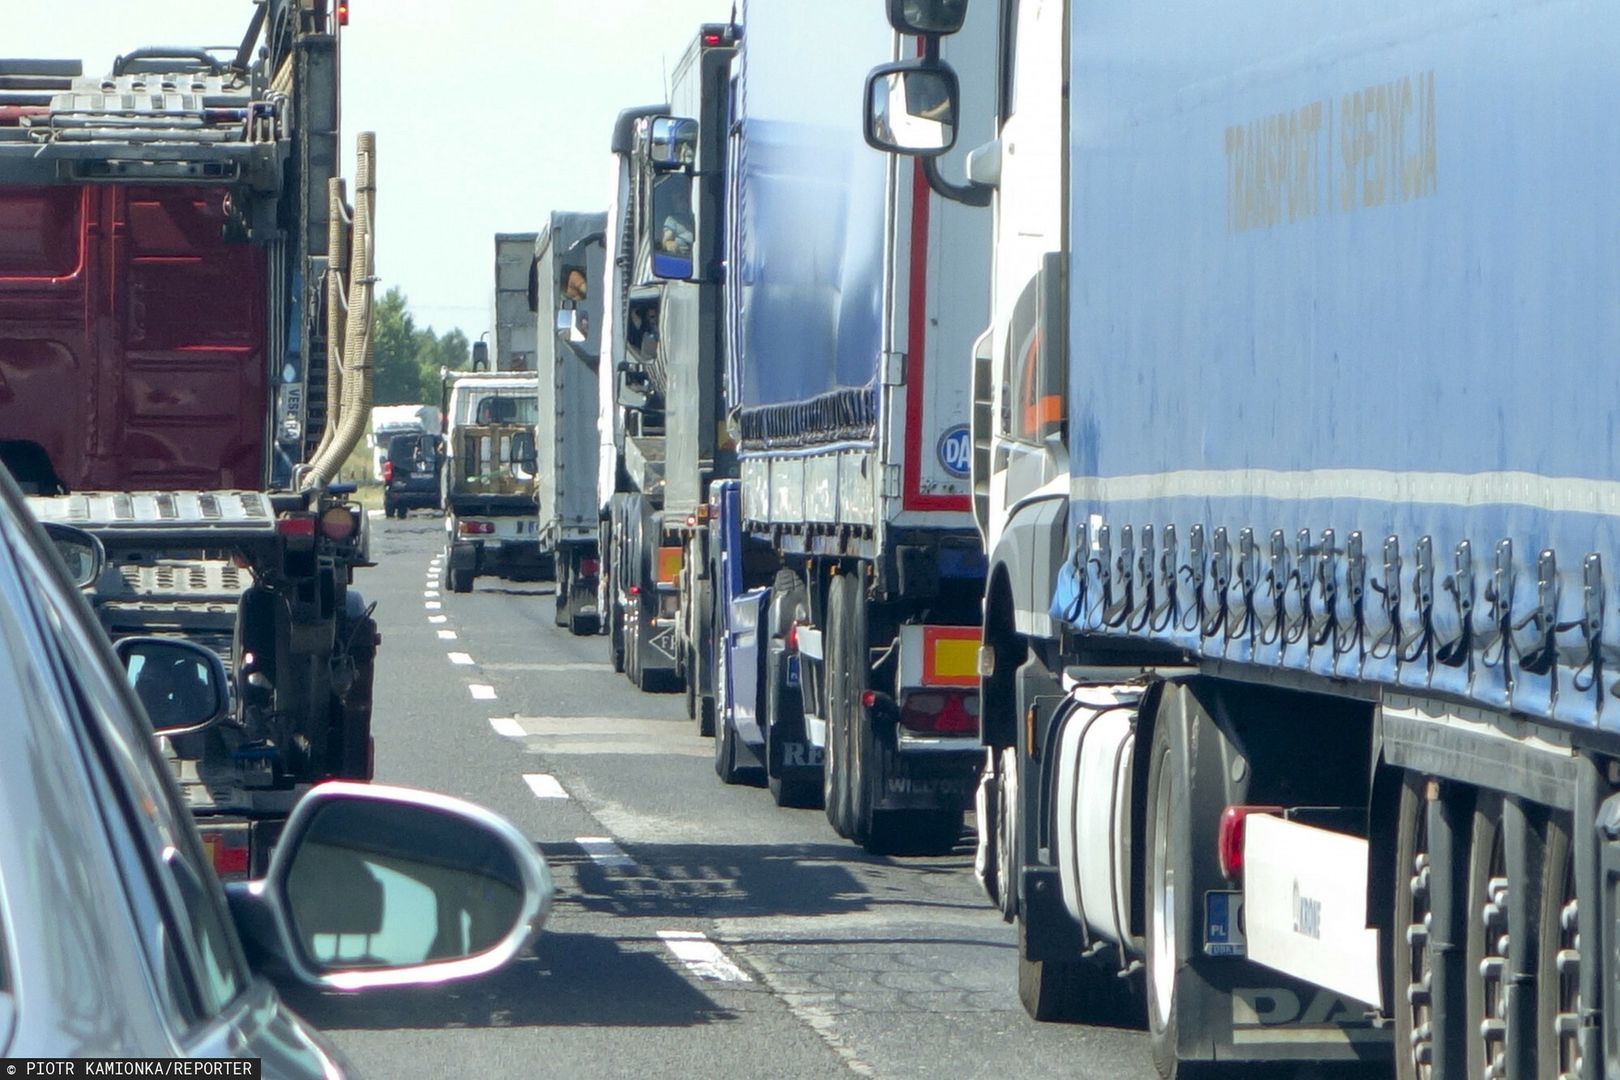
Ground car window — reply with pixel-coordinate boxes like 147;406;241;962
2;494;249;1029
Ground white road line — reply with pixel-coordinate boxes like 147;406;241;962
522;772;569;798
424;590;441;598
656;931;753;983
576;836;634;868
428;614;448;624
425;601;442;610
366;509;383;519
437;630;458;640
490;716;527;738
469;684;497;701
448;651;475;666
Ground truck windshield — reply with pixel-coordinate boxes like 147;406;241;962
458;392;537;427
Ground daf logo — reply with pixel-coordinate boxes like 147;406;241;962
937;425;971;478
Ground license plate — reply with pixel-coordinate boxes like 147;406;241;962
1204;890;1246;956
786;655;800;687
411;470;433;478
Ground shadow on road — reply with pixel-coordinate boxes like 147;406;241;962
537;839;986;921
282;930;739;1031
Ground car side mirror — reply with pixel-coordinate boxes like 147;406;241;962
886;0;968;35
226;782;553;991
647;115;699;172
115;636;230;737
863;60;960;157
42;522;105;590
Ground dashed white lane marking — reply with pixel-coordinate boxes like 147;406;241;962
656;931;753;983
469;684;497;701
522;772;569;798
437;630;458;640
428;615;448;624
448;651;475;666
367;509;384;519
424;590;441;598
425;601;442;610
490;716;527;738
576;837;634;868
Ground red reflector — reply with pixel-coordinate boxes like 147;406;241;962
581;558;600;576
1217;805;1283;882
201;829;251;880
898;690;978;735
861;690;877;709
277;515;316;538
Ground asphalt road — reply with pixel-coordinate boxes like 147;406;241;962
290;513;1157;1079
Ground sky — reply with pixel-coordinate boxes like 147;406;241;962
10;0;732;337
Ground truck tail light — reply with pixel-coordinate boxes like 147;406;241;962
458;520;495;536
337;1;350;26
898;690;978;735
657;546;683;585
277;514;316;540
1217;805;1284;882
785;620;799;653
320;506;358;541
382;460;394;483
581;558;600;576
199;823;252;881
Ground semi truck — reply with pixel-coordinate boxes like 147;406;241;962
597;24;738;704
0;0;378;877
532;210;606;633
869;0;1620;1076
696;0;993;856
491;231;539;373
440;369;544;592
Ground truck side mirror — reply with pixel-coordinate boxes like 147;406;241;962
556;308;589;344
886;0;968;35
864;60;959;157
649;173;697;281
647;115;699;172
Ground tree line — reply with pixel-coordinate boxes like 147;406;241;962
371;286;472;405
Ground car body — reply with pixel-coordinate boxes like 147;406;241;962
382;431;443;518
0;464;551;1071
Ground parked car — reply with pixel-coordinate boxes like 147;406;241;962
383;431;443;518
0;463;553;1070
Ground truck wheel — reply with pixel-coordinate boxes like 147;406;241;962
684;642;698;719
1464;790;1510;1080
991;745;1020;920
766;573;817;808
1144;713;1185;1076
1393;771;1442;1080
1143;683;1239;1080
449;565;474;594
823;574;857;839
609;598;625;672
1537;812;1582;1080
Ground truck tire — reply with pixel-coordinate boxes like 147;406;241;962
609;596;626;672
1393;771;1442;1080
1464;790;1507;1080
990;745;1019;921
823;574;857;839
1537;811;1582;1080
766;572;818;808
554;564;569;627
449;565;474;594
1143;682;1244;1080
